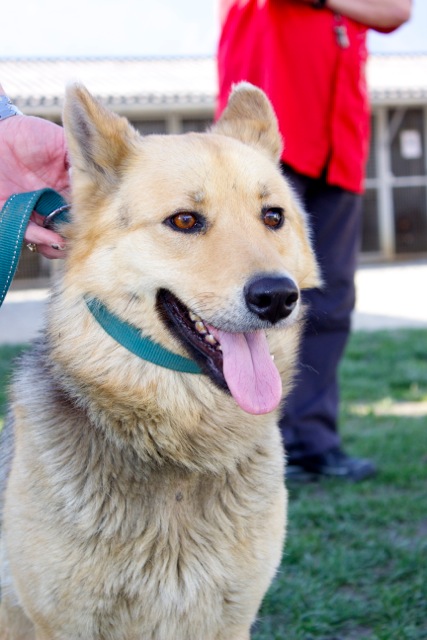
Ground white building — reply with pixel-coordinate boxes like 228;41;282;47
1;55;427;282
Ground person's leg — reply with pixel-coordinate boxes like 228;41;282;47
280;165;376;480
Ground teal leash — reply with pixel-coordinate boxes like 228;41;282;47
0;190;201;374
0;188;69;306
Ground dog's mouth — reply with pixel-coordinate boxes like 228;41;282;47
156;289;282;415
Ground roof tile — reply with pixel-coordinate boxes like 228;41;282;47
1;55;427;113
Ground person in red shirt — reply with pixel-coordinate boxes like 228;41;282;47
217;0;411;481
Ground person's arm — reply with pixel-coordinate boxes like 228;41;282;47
299;0;412;31
0;83;69;258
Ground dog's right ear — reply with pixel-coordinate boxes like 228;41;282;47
212;82;282;163
63;84;138;197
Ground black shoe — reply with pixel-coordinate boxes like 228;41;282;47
285;447;377;482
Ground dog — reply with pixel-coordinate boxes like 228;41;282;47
0;82;319;640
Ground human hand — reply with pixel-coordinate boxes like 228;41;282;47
0;114;70;258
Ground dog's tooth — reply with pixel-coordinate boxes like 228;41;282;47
204;333;217;346
216;345;223;352
189;311;201;322
271;354;275;361
195;321;207;335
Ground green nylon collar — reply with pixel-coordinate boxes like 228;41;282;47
85;296;201;374
0;189;201;374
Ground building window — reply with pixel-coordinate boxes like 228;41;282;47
15;250;50;285
131;120;167;134
181;119;213;133
363;107;427;258
389;108;425;178
393;186;427;254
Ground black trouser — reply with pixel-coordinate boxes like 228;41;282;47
279;164;362;460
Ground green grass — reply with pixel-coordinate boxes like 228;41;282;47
254;330;427;640
1;332;426;639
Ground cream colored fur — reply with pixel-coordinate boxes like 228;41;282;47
0;84;319;640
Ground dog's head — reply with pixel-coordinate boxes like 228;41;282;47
61;83;320;416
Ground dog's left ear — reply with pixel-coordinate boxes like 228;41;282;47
212;83;282;163
63;84;138;197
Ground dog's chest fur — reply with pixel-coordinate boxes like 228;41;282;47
3;345;285;639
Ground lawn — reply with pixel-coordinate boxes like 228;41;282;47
1;330;426;639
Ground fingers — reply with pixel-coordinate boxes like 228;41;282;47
24;218;66;258
35;244;66;259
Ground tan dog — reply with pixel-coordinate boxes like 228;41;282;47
0;83;319;640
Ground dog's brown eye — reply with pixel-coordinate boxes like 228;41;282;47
172;213;197;229
262;207;285;229
165;211;205;233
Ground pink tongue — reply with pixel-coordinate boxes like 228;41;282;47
209;328;282;415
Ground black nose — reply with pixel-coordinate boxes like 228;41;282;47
244;275;299;324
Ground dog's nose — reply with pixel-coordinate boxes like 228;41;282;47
244;275;299;324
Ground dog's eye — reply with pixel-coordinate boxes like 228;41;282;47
166;212;204;233
262;207;285;230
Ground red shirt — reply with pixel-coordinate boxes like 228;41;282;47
216;0;370;193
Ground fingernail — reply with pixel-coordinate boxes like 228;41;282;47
51;244;66;251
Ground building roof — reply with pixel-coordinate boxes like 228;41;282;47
1;54;427;118
0;57;216;117
367;53;427;104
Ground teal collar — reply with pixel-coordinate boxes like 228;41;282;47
85;296;202;374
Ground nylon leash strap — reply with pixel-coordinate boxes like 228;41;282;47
0;189;69;306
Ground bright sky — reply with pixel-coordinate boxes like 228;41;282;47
1;0;425;58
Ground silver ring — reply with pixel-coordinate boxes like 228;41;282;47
43;204;71;229
26;243;38;253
